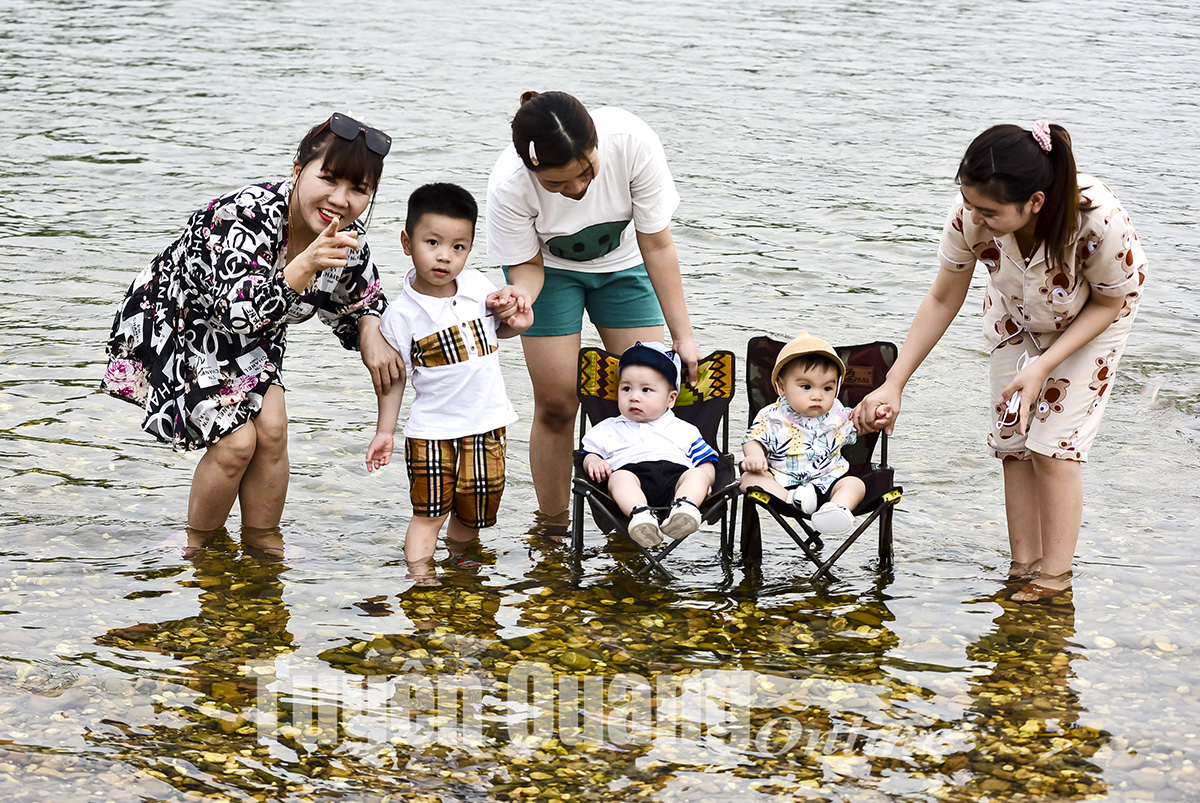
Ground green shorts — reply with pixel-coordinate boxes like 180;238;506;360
502;263;665;337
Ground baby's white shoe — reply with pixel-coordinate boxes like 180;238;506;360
660;498;702;540
811;503;854;535
787;484;818;515
628;507;664;547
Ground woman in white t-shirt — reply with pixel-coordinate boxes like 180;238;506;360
487;91;700;520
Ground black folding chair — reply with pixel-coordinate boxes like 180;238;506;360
570;347;740;580
739;337;903;581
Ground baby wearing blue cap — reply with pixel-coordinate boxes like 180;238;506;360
581;342;718;548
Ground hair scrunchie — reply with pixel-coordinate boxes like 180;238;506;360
1031;120;1052;153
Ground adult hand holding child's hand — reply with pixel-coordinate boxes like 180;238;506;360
488;285;534;332
854;382;902;436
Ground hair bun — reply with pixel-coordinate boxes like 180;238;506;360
519;90;540;106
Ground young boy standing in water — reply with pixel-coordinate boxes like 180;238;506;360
366;183;531;583
581;342;718;548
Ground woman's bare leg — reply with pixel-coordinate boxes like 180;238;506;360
188;420;258;531
595;325;665;359
1003;458;1045;575
521;333;583;517
238;386;290;529
1031;453;1083;577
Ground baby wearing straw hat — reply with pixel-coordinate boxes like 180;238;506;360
740;332;891;535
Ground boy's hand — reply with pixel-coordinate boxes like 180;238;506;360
366;433;394;472
489;285;534;335
583;454;612;483
741;453;769;474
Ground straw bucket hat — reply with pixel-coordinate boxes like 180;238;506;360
771;331;846;387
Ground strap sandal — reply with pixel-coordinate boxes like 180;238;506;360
451;554;481;569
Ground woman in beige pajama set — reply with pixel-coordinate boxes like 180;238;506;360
855;122;1147;602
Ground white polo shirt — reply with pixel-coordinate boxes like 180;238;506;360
581;410;717;471
486;107;680;273
379;268;517;440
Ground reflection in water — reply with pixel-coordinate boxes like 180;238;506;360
948;592;1111;800
90;529;298;799
97;528;294;696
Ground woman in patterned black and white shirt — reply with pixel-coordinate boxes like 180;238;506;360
102;114;403;534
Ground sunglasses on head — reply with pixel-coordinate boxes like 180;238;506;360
324;112;392;157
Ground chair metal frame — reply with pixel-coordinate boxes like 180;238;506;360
570;347;740;580
738;337;903;582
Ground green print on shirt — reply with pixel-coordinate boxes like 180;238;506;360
546;220;631;262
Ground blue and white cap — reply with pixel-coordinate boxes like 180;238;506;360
618;341;682;390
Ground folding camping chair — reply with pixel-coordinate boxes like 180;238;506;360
570;347;740;580
739;337;903;581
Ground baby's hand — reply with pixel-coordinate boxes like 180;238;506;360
870;403;893;430
741;453;769;474
583;454;612;483
366;433;394;472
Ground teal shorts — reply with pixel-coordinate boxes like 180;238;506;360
502;263;665;337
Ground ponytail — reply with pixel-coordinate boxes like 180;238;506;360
1036;125;1080;271
956;123;1081;270
511;90;598;172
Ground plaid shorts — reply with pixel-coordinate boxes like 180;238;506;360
405;428;507;528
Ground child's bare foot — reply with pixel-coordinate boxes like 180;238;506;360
406;555;439;586
1010;570;1072;602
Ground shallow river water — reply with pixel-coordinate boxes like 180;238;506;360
2;1;1199;801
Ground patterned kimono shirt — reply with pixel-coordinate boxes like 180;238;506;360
101;179;386;451
744;398;857;493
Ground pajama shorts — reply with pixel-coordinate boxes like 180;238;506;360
987;308;1137;462
502;263;664;337
405;428;507;528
